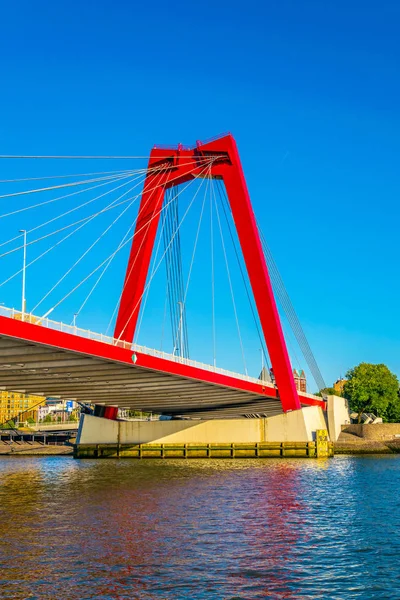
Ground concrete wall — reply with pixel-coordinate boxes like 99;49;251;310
77;406;328;445
326;395;351;441
263;406;327;442
342;423;400;441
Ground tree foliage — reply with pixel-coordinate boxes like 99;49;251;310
315;387;340;398
343;363;399;422
0;420;15;430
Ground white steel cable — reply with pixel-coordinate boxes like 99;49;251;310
0;174;147;259
106;160;214;338
0;155;176;159
31;179;146;314
134;198;170;343
210;179;216;367
0;176;146;290
0;156;209;256
171;164;212;354
0;154;225;160
0;169;137;184
49;163;174;323
26;171;148;235
73;166;172;322
0;172;142;200
36;167;205;319
212;178;248;376
0;159;212;322
104;160;213;335
73;217;136;321
104;163;176;335
116;168;211;341
0;156;211;221
0;172;134;229
159;211;171;351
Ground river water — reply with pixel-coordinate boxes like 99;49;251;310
0;455;399;599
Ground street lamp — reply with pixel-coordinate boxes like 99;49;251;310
177;301;184;358
259;347;264;373
19;230;27;321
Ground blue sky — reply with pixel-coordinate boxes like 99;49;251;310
0;0;399;390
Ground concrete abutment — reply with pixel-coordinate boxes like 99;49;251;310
75;405;336;459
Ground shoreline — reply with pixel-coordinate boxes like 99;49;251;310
0;441;400;457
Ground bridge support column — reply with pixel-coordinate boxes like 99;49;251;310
75;407;330;458
114;134;302;413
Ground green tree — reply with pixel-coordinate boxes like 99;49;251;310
343;363;399;423
315;387;340;397
43;414;53;423
384;392;400;423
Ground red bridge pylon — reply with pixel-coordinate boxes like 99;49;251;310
114;134;301;412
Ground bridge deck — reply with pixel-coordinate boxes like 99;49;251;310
0;315;325;418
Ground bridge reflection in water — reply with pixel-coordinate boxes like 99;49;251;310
1;456;399;599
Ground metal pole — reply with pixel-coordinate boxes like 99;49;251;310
177;301;184;358
19;230;26;321
260;348;264;375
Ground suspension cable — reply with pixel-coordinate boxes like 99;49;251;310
0;176;142;290
32;179;144;315
106;160;214;337
212;178;248;376
79;165;173;327
0;169;136;184
135;189;170;343
0;173;147;259
257;222;326;391
215;180;271;373
104;162;175;335
43;164;208;322
171;164;212;356
0;171;141;200
116;163;213;342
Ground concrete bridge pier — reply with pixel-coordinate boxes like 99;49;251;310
74;404;341;459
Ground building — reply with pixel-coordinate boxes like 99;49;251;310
258;367;307;393
293;369;307;393
38;398;79;423
334;378;347;395
0;391;46;425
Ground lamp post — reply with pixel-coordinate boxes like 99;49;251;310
177;301;184;358
19;230;27;322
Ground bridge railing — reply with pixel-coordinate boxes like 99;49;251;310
129;343;277;389
0;306;323;398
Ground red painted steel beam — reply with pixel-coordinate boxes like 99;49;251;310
114;134;302;412
0;316;325;409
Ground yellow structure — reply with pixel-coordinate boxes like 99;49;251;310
0;391;46;425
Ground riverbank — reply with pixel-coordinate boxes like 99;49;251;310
335;425;400;454
334;438;400;454
1;440;400;457
0;443;73;456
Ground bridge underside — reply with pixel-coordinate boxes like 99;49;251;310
0;317;324;419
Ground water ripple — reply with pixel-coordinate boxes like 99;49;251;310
0;455;399;599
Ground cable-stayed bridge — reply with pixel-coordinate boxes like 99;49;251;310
0;134;326;422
